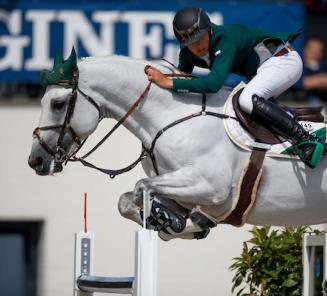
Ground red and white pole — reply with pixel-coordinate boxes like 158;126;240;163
74;192;94;296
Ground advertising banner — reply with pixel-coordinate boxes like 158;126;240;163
0;1;305;83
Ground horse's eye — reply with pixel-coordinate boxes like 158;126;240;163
51;100;65;111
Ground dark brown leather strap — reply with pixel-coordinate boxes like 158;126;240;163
78;81;152;159
222;147;266;227
274;44;294;57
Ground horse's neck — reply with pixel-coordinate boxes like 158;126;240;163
78;57;227;146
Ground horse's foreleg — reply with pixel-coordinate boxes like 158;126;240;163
118;191;208;241
133;167;226;206
118;191;142;225
132;167;227;238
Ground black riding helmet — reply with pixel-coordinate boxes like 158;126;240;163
173;7;211;46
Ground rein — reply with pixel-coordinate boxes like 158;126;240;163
68;79;153;178
33;64;235;178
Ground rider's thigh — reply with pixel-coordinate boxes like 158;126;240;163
239;50;303;114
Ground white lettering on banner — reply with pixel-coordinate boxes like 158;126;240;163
0;9;21;35
92;11;119;55
25;10;57;70
0;10;29;70
0;9;224;73
57;11;115;57
120;12;173;59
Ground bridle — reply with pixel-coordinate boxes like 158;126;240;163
33;64;235;178
32;70;101;162
32;65;157;175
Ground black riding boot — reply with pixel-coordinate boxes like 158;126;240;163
251;95;324;168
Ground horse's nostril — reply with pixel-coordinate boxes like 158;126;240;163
29;156;43;169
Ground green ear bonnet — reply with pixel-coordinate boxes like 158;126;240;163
40;47;77;88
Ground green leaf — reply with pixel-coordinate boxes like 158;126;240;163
229;226;322;295
283;254;295;261
283;278;297;287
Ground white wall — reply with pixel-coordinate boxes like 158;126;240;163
0;105;253;296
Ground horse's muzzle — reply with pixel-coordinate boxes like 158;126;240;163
28;154;63;175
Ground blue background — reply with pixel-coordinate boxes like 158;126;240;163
0;1;305;83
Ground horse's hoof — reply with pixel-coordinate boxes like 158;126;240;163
193;229;210;240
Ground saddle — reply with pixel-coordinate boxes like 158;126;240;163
221;89;325;227
232;89;325;145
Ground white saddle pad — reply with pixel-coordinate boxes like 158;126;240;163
223;82;326;159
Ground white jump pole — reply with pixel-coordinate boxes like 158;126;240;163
133;190;158;296
303;233;327;296
74;191;158;296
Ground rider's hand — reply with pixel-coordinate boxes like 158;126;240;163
145;66;173;89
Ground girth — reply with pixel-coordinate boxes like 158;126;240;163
221;146;266;227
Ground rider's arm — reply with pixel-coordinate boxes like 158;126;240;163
172;42;236;94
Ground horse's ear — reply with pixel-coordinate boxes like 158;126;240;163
53;52;63;69
40;47;78;88
63;47;78;73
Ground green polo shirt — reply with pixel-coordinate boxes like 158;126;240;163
173;24;298;94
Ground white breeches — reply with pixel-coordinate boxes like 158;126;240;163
239;50;303;113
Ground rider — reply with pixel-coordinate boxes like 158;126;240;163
146;6;325;168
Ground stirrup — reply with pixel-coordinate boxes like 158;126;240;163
294;140;324;168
